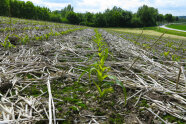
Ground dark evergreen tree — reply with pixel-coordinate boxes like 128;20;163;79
0;0;9;16
24;1;35;19
66;11;79;24
94;13;106;27
165;14;173;22
175;16;179;21
157;14;164;22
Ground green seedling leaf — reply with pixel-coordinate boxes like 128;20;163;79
100;57;105;67
108;75;127;106
108;75;117;80
93;81;102;96
89;67;97;81
78;71;87;83
101;87;114;97
98;52;102;57
163;51;170;58
102;74;108;80
101;67;110;72
97;69;103;82
102;81;115;87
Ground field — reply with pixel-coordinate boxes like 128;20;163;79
107;27;186;38
106;29;186;61
154;27;186;37
0;16;186;123
166;23;186;31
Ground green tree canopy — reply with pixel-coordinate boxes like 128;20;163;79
0;1;177;27
165;14;173;22
61;4;73;17
0;0;9;16
137;5;158;27
157;14;164;22
94;13;106;27
66;11;79;24
25;1;35;19
104;6;132;27
85;12;94;23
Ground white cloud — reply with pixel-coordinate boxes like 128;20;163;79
21;0;186;15
43;2;70;10
77;0;151;12
76;0;186;15
153;0;186;7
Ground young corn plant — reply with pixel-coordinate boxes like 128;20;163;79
89;48;113;97
44;34;50;40
165;41;174;48
35;36;40;41
163;51;170;58
20;34;29;44
0;35;15;49
171;54;181;62
142;43;150;49
83;29;127;103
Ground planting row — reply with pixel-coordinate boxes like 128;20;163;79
0;27;86;49
107;30;186;62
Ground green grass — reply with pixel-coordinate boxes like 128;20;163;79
105;27;186;40
144;27;186;37
166;24;186;31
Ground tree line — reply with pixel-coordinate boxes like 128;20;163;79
0;0;50;21
0;0;179;27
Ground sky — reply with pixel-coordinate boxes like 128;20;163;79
21;0;186;16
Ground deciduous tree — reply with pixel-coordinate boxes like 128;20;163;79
137;5;158;26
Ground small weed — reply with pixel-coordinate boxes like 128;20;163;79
109;113;124;124
139;99;149;107
163;114;185;124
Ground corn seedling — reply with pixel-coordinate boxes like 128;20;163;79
88;47;112;97
93;80;114;97
35;27;39;30
54;32;60;36
165;41;174;48
142;43;150;49
89;48;110;83
163;51;170;58
20;35;29;44
44;34;50;40
175;41;184;52
183;49;186;53
35;36;40;41
79;29;127;100
4;27;10;32
171;54;181;62
0;35;15;49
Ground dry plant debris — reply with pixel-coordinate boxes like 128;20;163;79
0;17;185;124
